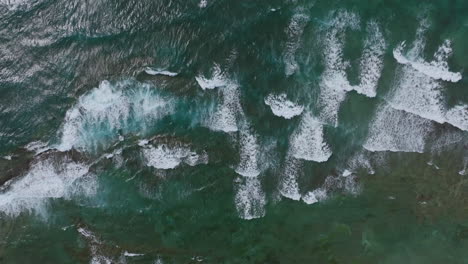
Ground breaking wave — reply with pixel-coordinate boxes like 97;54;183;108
57;80;174;152
0;156;95;217
264;93;304;119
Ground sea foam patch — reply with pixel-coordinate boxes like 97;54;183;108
393;40;461;83
445;105;468;131
302;188;327;205
57;80;174;153
317;12;386;125
144;67;178;77
290;112;332;162
195;64;227;90
235;128;261;177
352;21;386;97
283;11;309;76
0;157;94;217
234;176;266;220
264;93;304;119
278;157;302;201
389;22;467;131
196;65;243;132
142;144;208;170
317;11;359;125
364;104;434;153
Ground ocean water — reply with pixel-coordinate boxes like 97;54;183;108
1;0;468;263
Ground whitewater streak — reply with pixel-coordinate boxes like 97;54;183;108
57;80;175;152
317;11;386;126
388;21;468;132
196;66;266;220
0;156;95;217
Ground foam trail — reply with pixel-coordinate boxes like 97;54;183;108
0;0;30;10
235;128;261;177
346;151;375;175
364;104;434;153
389;22;468;131
234;176;266;220
144;67;178;77
58;80;174;152
352;21;386;97
124;252;145;257
0;157;93;217
388;63;447;124
302;188;327;205
198;0;207;8
317;11;359;125
78;227;114;264
142;144;208;170
264;93;304;119
302;152;372;206
318;14;387;125
459;158;468;176
283;11;309;76
278;157;302;201
25;141;50;155
393;40;461;82
290;112;332;162
206;83;241;132
445;105;468;131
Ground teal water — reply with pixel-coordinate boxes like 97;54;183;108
1;0;468;263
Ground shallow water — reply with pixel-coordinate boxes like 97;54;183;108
1;0;468;263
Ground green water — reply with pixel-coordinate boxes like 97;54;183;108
1;0;468;263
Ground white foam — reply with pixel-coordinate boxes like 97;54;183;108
302;188;327;205
342;169;352;177
198;0;207;8
352;21;386;97
0;0;30;10
90;253;113;263
142;144;208;170
0;158;93;217
459;158;468;176
234;176;266;220
317;11;357;125
388;24;468;131
388;63;447;123
290;112;332;162
77;227;98;242
346;151;375;175
197;65;244;133
445;104;468;131
78;227;114;264
138;139;149;146
393;40;461;83
144;67;178;77
25;141;51;155
195;64;227;90
364;104;434;153
124;251;144;257
235;129;261;177
283;11;309;76
206;83;241;133
2;155;12;160
317;12;386;125
278;157;302;201
57;80;174;152
264;93;304;119
322;172;360;195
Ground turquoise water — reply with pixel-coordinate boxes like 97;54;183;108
1;0;468;263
